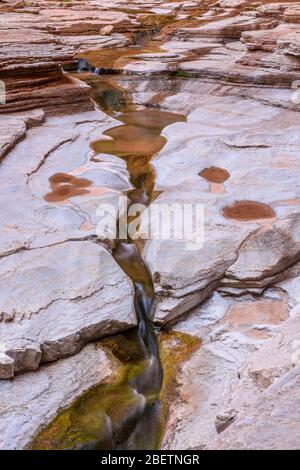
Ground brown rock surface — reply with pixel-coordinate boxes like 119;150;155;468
2;0;300;113
0;0;141;115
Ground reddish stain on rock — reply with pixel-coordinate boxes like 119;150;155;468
199;166;230;184
222;200;275;221
45;172;92;202
224;299;289;327
223;298;289;340
49;173;91;188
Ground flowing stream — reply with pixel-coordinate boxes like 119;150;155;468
80;54;185;448
18;0;263;451
31;43;186;449
31;2;229;445
29;0;225;447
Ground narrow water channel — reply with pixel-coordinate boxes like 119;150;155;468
83;54;186;449
29;0;226;447
33;0;227;446
31;45;186;450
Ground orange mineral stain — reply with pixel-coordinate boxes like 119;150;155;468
44;172;92;203
199;166;230;194
80;221;95;232
199;166;230;184
224;299;289;339
222;200;276;222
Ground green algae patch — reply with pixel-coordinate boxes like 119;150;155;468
139;14;176;29
30;331;147;450
176;70;198;79
30;330;200;450
159;331;201;423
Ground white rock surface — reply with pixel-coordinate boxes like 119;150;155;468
0;109;135;378
210;312;300;450
2;0;300;452
0;240;136;377
0;343;114;449
163;291;292;449
142;92;300;324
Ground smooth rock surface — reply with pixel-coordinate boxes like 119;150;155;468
0;108;135;378
1;0;300;452
0;240;136;376
0;343;114;449
162;290;294;449
141;91;300;323
210;313;300;450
